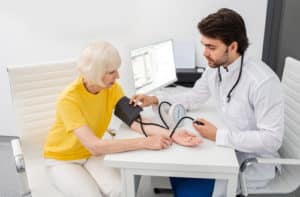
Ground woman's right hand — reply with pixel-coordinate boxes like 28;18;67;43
143;135;173;150
130;94;158;107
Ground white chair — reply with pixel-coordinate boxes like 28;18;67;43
240;57;300;196
7;60;78;197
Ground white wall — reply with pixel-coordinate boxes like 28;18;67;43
0;0;268;136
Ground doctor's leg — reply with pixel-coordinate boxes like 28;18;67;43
170;177;215;197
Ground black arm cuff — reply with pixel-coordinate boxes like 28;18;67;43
114;96;143;127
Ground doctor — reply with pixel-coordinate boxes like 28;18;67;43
130;8;284;197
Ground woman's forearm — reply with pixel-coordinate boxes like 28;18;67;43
74;125;171;156
74;125;146;156
130;121;170;136
92;138;147;155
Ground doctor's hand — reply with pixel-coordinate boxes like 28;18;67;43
193;118;217;141
172;129;202;147
130;94;159;107
143;135;173;150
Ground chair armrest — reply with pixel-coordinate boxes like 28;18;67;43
240;157;300;173
239;157;300;196
256;157;300;165
11;139;26;173
11;139;32;197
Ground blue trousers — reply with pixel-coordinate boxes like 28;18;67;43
170;177;215;197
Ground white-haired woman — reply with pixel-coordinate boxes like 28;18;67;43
44;41;201;197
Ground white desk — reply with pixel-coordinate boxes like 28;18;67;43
104;99;239;197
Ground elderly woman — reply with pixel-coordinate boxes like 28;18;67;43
43;41;201;197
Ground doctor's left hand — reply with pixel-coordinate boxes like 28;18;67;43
193;118;217;141
172;129;202;147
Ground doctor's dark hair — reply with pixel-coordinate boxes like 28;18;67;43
197;8;249;55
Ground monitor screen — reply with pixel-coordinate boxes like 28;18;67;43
130;40;177;94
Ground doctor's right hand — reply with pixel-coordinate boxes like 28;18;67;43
143;135;172;150
130;94;159;107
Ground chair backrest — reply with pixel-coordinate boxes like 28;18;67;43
7;60;78;196
280;57;300;160
7;60;77;156
246;57;300;195
278;57;300;193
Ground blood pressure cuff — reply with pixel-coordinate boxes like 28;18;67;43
114;96;143;127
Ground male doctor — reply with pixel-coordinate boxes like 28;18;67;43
130;8;284;197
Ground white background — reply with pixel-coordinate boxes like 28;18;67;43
0;0;268;136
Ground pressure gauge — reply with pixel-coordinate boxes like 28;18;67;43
169;103;186;124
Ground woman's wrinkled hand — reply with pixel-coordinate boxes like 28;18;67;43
143;135;173;150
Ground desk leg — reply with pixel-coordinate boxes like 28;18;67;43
226;174;238;197
121;169;127;197
121;169;136;197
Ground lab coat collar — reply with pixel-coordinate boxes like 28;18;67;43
225;55;242;73
219;53;248;80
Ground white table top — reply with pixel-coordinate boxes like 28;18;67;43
104;99;239;174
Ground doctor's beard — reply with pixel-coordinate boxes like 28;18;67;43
206;48;230;68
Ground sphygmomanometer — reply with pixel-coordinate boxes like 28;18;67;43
114;96;204;138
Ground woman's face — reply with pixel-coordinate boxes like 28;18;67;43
101;68;120;88
84;68;120;94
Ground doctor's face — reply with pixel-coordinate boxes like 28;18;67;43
201;35;230;68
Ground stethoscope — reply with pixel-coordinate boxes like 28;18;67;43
217;55;244;103
136;55;244;137
135;101;203;138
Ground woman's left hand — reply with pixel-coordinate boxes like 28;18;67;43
171;129;202;147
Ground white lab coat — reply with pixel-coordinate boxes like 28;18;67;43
160;54;284;196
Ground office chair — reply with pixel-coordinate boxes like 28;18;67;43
7;60;77;196
239;57;300;196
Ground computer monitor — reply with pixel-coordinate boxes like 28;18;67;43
130;40;177;94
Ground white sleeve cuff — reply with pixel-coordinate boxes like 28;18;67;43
216;128;231;148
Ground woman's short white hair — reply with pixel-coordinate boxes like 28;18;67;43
77;41;121;86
